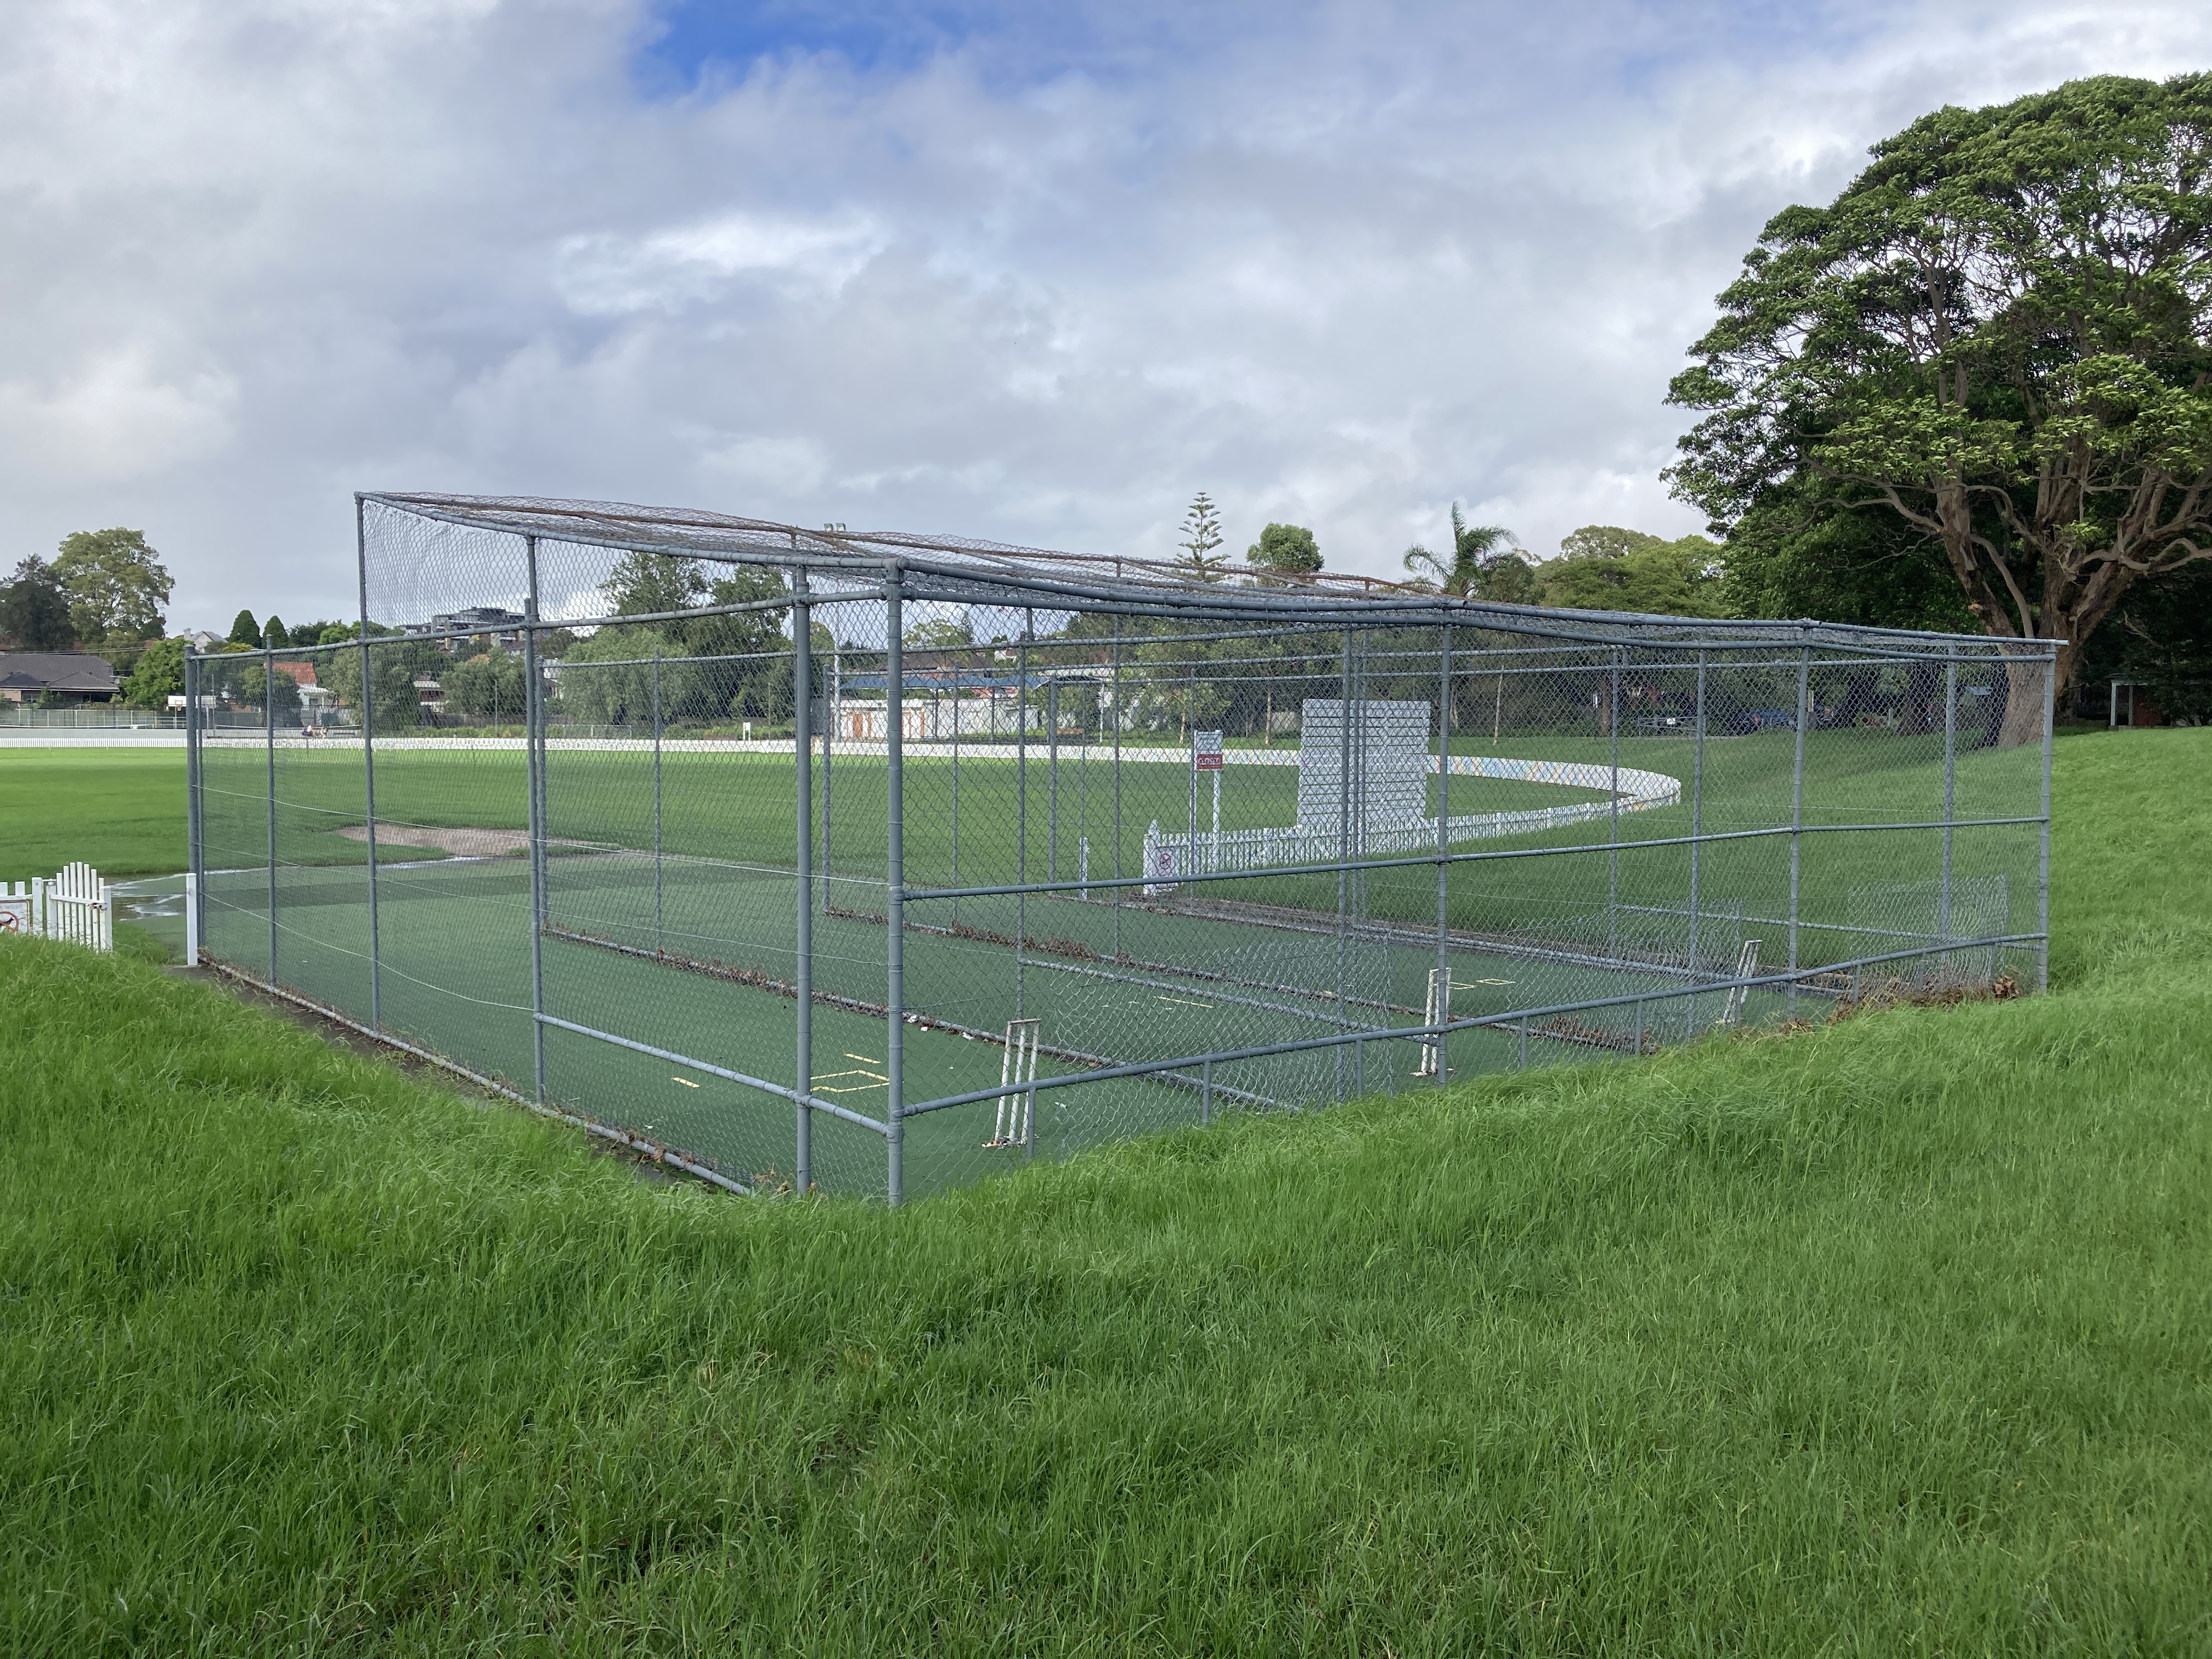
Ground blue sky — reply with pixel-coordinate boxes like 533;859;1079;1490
2;0;2208;628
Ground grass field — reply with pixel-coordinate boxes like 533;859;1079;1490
0;751;185;881
2;727;2207;1652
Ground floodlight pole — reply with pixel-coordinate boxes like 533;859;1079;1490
1790;636;1809;1014
525;534;546;1105
1941;643;1957;977
357;495;381;1030
885;569;906;1207
793;566;813;1195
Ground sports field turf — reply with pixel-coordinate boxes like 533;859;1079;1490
0;750;185;881
1;726;2205;1652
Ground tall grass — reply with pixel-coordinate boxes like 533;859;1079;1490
2;730;2209;1654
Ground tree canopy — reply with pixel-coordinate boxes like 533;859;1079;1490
1246;522;1322;579
1667;73;2212;740
52;529;172;643
0;556;73;650
603;551;708;617
227;610;262;648
121;638;188;709
1402;506;1539;602
1177;494;1226;580
1541;526;1728;617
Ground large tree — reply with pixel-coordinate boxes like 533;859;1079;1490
53;528;172;642
1541;526;1729;617
0;556;74;650
1176;493;1226;581
1667;73;2212;744
1246;522;1322;580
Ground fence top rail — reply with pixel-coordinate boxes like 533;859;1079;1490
358;492;2061;659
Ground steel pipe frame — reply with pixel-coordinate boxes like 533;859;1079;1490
534;1012;888;1135
264;637;278;984
356;499;383;1030
902;812;2050;903
896;930;2053;1120
793;565;814;1194
526;535;548;1104
1789;636;1809;1015
358;492;2062;656
885;571;906;1206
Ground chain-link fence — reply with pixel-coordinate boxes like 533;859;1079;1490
184;493;2057;1203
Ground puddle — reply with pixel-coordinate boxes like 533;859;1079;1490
109;873;189;957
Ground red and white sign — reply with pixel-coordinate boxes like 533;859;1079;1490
0;898;26;933
1193;730;1224;770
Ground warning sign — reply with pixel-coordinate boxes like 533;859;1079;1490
1193;730;1224;770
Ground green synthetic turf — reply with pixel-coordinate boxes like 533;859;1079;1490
3;729;2209;1654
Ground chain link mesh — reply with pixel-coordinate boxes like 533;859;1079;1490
184;494;2057;1203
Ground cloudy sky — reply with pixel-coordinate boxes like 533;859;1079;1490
4;0;2209;630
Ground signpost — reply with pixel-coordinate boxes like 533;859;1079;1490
1194;730;1223;869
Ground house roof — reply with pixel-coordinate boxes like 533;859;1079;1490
0;652;119;691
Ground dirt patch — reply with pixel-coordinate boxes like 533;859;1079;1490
336;823;531;857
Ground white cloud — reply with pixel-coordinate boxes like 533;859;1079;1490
0;349;238;486
555;211;888;314
2;0;2209;625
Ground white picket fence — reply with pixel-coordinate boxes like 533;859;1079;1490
0;862;116;951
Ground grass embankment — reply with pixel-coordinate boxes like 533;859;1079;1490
3;732;2210;1652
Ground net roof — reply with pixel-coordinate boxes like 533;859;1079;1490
360;491;2055;657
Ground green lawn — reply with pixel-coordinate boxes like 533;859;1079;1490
2;727;2207;1651
0;751;185;881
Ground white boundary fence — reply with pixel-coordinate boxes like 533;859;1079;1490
1;862;116;951
1145;754;1684;887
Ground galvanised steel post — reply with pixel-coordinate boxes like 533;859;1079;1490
356;496;381;1030
885;570;906;1207
525;534;546;1104
1017;611;1031;1018
950;645;960;932
1609;646;1621;958
652;646;663;956
1689;651;1706;980
1941;644;1958;976
1335;627;1352;1102
184;647;203;963
2039;651;2054;995
1111;617;1123;962
265;641;276;984
822;644;836;912
1435;624;1451;1076
793;566;813;1194
1048;678;1059;883
1789;636;1809;1015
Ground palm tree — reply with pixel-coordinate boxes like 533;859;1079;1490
1403;505;1520;596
